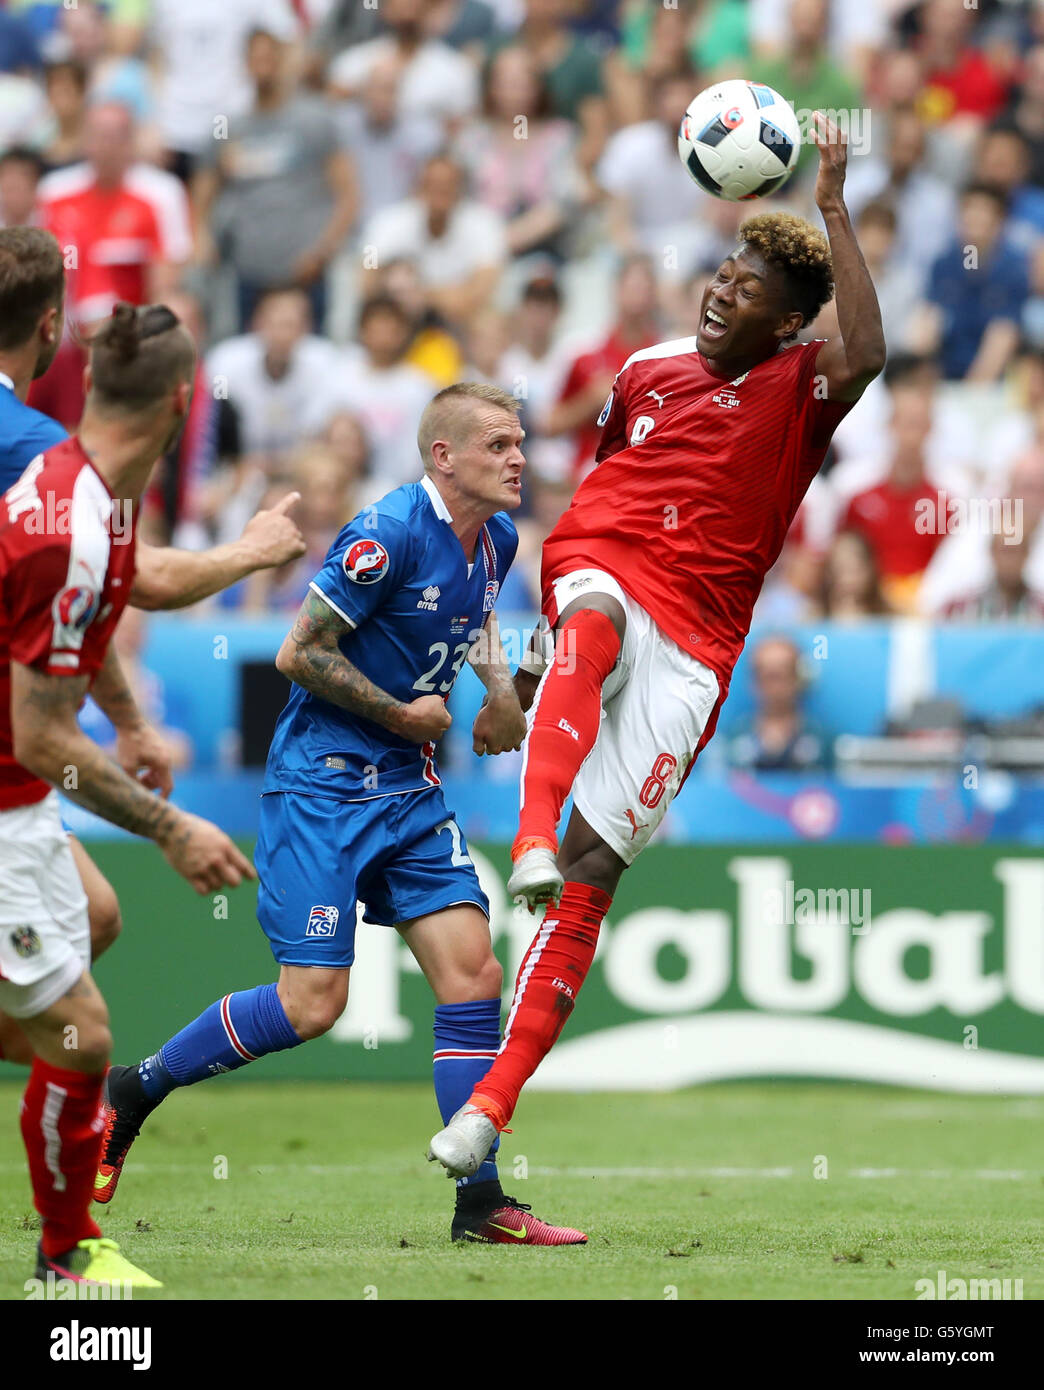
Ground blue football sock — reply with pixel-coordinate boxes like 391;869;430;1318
138;984;301;1102
433;998;502;1189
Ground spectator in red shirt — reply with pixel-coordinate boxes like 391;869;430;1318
918;0;1011;125
840;386;949;613
547;252;661;480
30;102;188;428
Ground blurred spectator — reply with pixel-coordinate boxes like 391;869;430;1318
753;0;862;178
851;201;922;351
841;106;956;283
361;154;507;328
814;529;891;620
751;0;883;79
1022;245;1044;355
548;252;661;479
0;145;42;227
148;0;299;181
727;635;831;772
322;411;371;493
915;0;1011;127
79;608;194;770
612;0;750;129
193;29;356;333
495;0;609;174
499;271;573;481
462;309;510;385
972;126;1044;249
839;387;949;614
377;256;464;387
910;183;1029;382
994;44;1044;189
498;472;574;610
30;100;192;427
242;445;356;612
332;294;433;496
328;0;479;127
943;526;1044;622
453;44;582;262
597;68;706;262
0;8;42;75
334;59;442;228
206;287;346;457
39;59;88;170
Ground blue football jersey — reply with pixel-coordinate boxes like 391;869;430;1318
264;476;519;800
0;375;68;490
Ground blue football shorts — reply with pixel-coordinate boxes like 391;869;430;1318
255;786;489;968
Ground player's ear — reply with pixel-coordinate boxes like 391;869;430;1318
82;362;93;397
775;310;804;342
40;303;60;344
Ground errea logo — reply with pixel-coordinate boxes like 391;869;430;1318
417;585;440;612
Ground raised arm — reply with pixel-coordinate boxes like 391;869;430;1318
129;492;306;611
275;589;452;743
10;662;252;892
811;111;887;402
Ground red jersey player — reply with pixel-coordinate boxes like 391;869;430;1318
0;303;255;1288
429;113;886;1177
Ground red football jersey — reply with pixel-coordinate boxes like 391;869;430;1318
840;479;946;579
0;438;138;810
40;180;161;324
541;337;854;686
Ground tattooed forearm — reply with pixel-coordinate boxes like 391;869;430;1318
277;590;409;733
10;662;179;842
89;643;145;730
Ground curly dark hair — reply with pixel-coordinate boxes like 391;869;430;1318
738;211;835;332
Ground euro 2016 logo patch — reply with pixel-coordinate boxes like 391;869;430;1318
305;904;339;938
597;391;614;427
343;539;389;584
52;585;99;633
10;926;42;958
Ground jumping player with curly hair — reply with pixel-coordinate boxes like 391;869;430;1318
429;113;886;1178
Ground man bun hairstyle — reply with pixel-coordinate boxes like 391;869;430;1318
0;226;65;351
89;302;196;412
738;211;835;334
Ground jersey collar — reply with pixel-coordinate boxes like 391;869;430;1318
0;372;14;394
421;473;453;522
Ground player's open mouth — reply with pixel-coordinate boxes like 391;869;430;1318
702;308;728;339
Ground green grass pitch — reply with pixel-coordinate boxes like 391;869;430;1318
2;1081;1042;1300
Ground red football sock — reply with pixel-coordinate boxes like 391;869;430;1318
21;1059;105;1258
514;610;621;855
471;881;612;1127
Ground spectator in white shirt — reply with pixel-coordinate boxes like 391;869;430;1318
328;0;479;128
332;293;434;497
206;286;346;458
361;153;507;327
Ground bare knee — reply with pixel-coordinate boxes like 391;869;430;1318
437;950;503;1004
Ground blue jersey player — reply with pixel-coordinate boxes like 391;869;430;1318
99;383;587;1245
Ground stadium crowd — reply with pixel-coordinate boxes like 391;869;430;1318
0;0;1042;747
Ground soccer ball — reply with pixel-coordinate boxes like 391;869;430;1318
678;79;801;202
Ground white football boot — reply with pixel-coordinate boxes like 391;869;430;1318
428;1104;500;1178
506;845;564;913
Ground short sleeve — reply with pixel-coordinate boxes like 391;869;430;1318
307;512;412;630
594;363;634;464
5;543;104;678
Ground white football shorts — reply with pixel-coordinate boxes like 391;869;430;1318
0;791;90;1018
529;567;721;865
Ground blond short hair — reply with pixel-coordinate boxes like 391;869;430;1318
417;382;520;472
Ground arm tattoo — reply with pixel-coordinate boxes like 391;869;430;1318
89;644;144;730
282;591;408;732
11;664;178;842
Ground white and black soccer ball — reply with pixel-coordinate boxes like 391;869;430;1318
678;79;801;202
